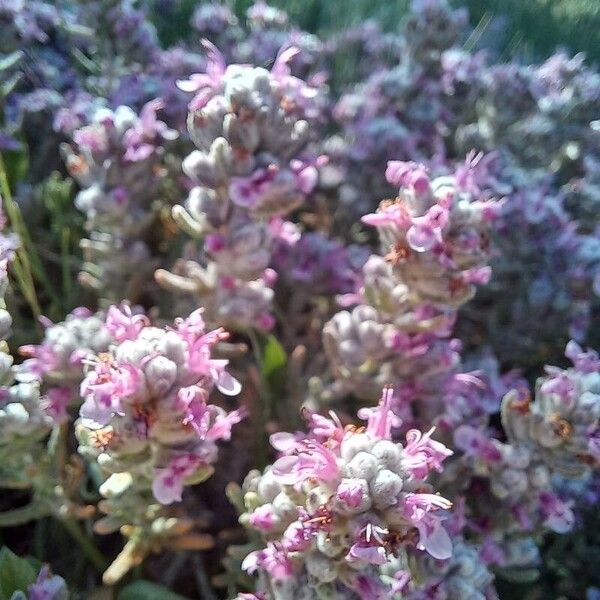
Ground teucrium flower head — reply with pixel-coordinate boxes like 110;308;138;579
157;41;326;331
77;305;244;505
240;388;453;598
63;100;177;304
362;157;499;309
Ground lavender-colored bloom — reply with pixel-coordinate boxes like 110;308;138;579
28;565;68;600
157;42;326;331
62;101;177;304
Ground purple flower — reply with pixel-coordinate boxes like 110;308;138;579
28;565;67;600
402;493;453;559
538;491;574;533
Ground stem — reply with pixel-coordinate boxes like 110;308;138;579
34;518;47;561
0;502;49;526
61;227;73;307
9;255;41;321
247;330;272;420
61;517;108;573
0;152;61;313
192;554;219;600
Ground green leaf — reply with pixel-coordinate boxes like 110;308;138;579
1;148;28;191
117;581;190;600
184;464;214;486
0;547;37;600
225;482;245;514
260;334;287;384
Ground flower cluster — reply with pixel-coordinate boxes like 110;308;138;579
156;41;325;331
19;308;112;423
449;341;600;569
324;157;498;411
75;305;245;581
363;158;498;308
240;388;453;598
503;341;600;477
62;101;178;303
273;226;367;298
328;0;600;368
77;305;244;505
0;0;599;596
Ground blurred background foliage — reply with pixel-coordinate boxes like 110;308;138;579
151;0;600;64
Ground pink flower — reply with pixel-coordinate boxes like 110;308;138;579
540;369;576;404
362;204;410;228
565;340;600;374
291;157;326;194
358;387;401;440
177;40;226;111
270;431;301;452
241;544;294;581
177;385;210;432
19;342;60;378
207;407;247;441
41;387;72;423
406;206;448;253
80;361;141;428
249;505;276;531
271;46;300;79
229;166;278;209
272;440;339;485
174;310;241;395
348;523;389;565
337;479;366;509
462;266;492;284
304;409;345;445
454;425;502;463
348;543;388;565
177;385;246;440
402;427;453;479
152;454;204;504
385;161;430;194
73;125;107;154
105;304;148;341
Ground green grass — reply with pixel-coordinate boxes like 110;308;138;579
151;0;600;63
462;0;600;62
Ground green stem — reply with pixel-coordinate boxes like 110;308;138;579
9;255;41;320
60;517;108;573
247;330;272;420
0;152;61;313
0;502;49;527
246;330;271;469
61;227;73;307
